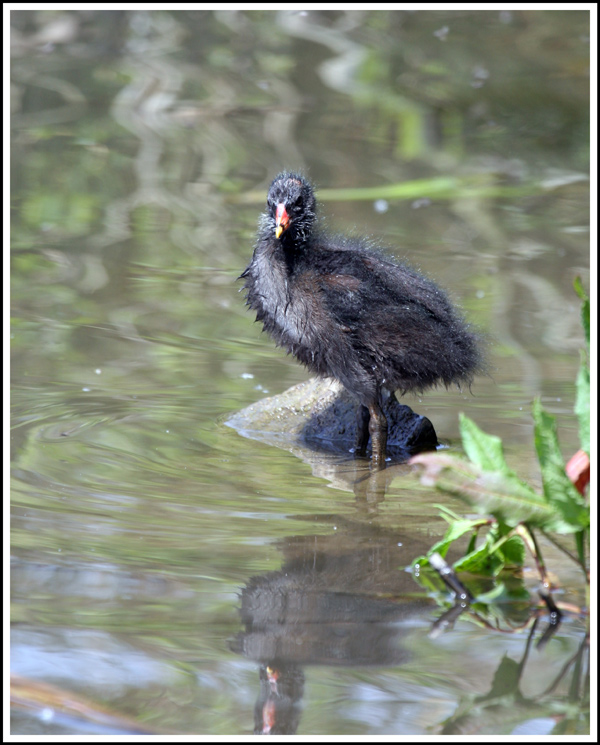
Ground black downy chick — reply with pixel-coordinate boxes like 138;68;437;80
241;172;483;466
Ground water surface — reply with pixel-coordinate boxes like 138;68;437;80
10;9;590;736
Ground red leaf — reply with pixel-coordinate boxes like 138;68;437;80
565;449;590;495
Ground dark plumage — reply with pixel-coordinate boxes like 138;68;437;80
241;172;483;466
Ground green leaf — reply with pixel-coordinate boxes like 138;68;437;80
411;453;580;533
443;517;489;543
573;276;590;348
574;531;586;569
459;413;511;473
412;517;486;565
466;531;478;555
499;535;526;566
453;523;525;574
575;352;590;455
573;277;590;456
532;398;589;529
453;541;505;576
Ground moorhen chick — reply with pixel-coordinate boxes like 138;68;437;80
241;172;482;466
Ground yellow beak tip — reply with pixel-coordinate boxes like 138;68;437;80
275;226;284;239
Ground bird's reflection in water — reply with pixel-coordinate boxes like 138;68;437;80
231;485;435;734
253;663;304;735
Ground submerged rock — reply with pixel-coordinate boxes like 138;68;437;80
226;377;438;461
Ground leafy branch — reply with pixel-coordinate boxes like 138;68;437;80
410;278;590;595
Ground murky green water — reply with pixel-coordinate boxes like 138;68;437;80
10;9;589;736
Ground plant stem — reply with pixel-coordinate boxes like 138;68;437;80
517;525;549;586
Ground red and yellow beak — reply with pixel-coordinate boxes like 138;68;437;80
275;203;290;239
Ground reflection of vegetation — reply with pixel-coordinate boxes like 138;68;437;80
232;172;568;205
439;620;589;735
411;278;589;608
